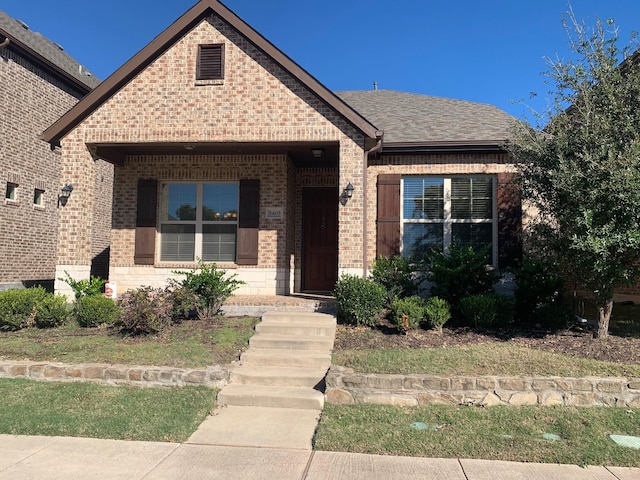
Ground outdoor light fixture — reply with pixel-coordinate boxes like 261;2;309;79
340;182;354;206
58;184;73;207
311;148;324;158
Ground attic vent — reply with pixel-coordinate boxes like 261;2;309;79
197;44;224;80
53;42;64;51
17;19;29;30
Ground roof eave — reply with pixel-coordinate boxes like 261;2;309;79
42;0;379;146
380;140;509;154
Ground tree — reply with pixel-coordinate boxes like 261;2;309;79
507;11;640;338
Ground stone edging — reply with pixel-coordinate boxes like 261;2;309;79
325;366;640;408
0;360;230;389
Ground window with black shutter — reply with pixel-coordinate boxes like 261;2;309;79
197;44;224;80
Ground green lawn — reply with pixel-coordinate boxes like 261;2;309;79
315;403;640;467
0;316;258;368
0;378;216;442
333;343;640;377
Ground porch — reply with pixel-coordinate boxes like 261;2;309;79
221;293;337;317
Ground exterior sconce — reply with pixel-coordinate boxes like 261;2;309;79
58;184;73;207
311;148;324;158
340;182;354;206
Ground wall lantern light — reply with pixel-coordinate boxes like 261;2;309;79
311;148;324;158
340;182;354;206
58;184;73;207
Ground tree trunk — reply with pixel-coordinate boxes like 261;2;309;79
594;298;614;339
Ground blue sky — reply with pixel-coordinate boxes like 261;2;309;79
1;0;638;122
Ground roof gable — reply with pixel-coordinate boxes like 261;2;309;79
42;0;380;146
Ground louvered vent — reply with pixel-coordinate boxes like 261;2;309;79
197;44;224;80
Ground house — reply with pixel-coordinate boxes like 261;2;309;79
0;10;111;292
42;0;520;299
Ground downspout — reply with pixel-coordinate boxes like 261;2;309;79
0;37;10;49
362;133;383;277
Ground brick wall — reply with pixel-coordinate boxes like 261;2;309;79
0;46;85;286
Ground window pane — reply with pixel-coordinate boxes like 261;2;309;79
161;184;197;221
403;178;443;220
452;223;493;260
160;224;195;262
452;177;492;220
202;183;238;221
402;223;443;261
202;224;237;262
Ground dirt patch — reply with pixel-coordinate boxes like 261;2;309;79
334;322;640;365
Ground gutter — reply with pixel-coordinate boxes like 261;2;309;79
362;132;384;277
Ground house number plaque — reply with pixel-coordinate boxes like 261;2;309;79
265;207;283;219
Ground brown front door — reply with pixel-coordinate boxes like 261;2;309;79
303;187;338;291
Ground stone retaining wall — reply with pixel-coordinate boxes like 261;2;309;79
326;366;640;408
0;360;230;389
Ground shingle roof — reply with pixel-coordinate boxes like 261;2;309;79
0;9;100;90
336;90;515;145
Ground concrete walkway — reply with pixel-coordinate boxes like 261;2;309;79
0;435;638;480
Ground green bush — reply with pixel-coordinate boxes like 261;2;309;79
166;283;198;321
116;287;173;335
173;261;244;320
390;296;425;333
513;257;568;328
459;293;514;328
33;294;69;328
75;295;119;328
425;243;499;307
334;274;386;327
0;287;48;331
370;255;418;305
58;271;106;299
424;296;451;334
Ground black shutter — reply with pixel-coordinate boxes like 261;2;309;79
134;179;158;265
197;44;224;80
376;174;401;257
237;179;260;265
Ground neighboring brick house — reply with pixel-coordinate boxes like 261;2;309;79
42;0;520;298
0;10;112;292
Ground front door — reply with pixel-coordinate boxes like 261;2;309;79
303;187;338;291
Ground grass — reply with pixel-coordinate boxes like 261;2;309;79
315;403;640;467
0;378;216;442
0;316;258;368
333;343;640;377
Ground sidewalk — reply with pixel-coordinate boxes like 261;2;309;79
0;434;637;480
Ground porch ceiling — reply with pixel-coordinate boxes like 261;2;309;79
87;141;339;168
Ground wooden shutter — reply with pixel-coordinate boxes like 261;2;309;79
197;44;224;80
134;179;158;265
236;179;260;265
376;174;401;257
496;173;522;269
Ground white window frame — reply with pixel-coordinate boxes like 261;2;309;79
33;188;45;207
5;182;18;203
158;181;239;263
400;175;497;265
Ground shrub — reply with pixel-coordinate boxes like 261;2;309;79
425;243;499;307
173;261;244;320
390;296;425;333
459;293;514;329
0;287;48;331
424;296;451;334
116;287;173;335
513;257;567;328
334;274;386;327
58;271;106;299
166;282;198;321
33;294;69;328
370;255;418;305
75;295;119;328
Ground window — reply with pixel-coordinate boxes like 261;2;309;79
401;176;495;262
196;44;224;80
33;188;44;206
5;182;17;201
159;182;238;262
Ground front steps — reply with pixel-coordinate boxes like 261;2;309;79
217;311;336;411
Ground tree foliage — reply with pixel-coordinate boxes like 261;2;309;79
507;11;640;338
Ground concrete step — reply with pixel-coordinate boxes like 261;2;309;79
217;384;324;410
255;322;336;337
249;333;334;351
230;366;329;387
261;311;337;326
240;348;331;369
